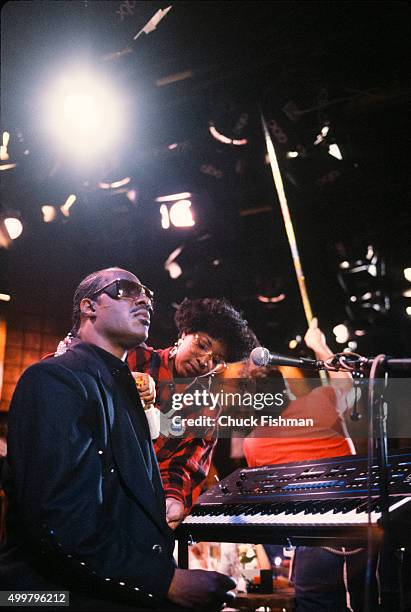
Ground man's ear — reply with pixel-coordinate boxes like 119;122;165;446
80;298;96;318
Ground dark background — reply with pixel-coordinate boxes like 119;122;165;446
1;0;410;356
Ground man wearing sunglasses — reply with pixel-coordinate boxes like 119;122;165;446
1;267;235;611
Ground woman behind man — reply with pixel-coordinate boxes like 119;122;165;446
127;297;258;530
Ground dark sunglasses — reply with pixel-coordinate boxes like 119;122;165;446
90;278;154;304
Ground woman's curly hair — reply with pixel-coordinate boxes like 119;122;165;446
174;298;259;362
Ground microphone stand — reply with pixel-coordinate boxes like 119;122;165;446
254;350;410;609
314;352;411;611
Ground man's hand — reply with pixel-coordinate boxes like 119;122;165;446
166;497;185;530
167;568;236;611
132;372;156;408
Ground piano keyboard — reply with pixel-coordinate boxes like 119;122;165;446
178;452;411;546
184;496;411;527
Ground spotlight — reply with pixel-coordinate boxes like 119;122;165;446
257;294;286;304
328;144;343;160
155;192;192;202
0;132;10;161
98;177;131;190
160;204;170;229
333;324;349;344
286;151;299;158
209;123;247;146
4;215;23;240
41;206;58;223
404;268;411;282
164;246;184;279
126;189;138;204
0;213;23;247
0;293;11;302
274;557;282;567
337;246;385;296
60;194;77;218
45;70;123;159
159;198;195;229
169;200;195;227
406;307;411;317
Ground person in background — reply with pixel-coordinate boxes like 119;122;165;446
127;297;258;530
0;268;236;611
243;318;377;612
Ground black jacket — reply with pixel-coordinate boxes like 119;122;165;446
0;341;176;609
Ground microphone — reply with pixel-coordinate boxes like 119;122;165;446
250;346;322;370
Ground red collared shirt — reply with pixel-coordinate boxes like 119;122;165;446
127;345;216;513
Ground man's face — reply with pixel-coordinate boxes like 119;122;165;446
90;269;152;349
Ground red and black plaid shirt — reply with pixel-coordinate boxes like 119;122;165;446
127;345;216;513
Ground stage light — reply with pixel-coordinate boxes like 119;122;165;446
313;126;330;146
403;289;411;298
0;293;11;302
274;557;282;567
98;177;131;191
288;339;298;349
333;324;349;344
328;144;343;160
406;307;411;317
45;70;122;159
164;246;184;279
257;294;286;304
340;261;350;269
169;200;195;227
0;132;10;161
41;206;57;223
404;268;411;282
126;189;138;204
209;124;247;146
286;151;299;158
160;205;170;229
348;341;358;350
60;194;77;218
354;329;366;336
167;262;182;279
4;216;23;240
155;192;192;202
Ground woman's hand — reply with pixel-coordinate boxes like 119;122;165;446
131;372;156;408
304;317;329;356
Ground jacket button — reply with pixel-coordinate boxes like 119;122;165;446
152;544;163;554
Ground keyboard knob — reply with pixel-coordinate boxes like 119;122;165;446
239;473;247;480
221;485;229;494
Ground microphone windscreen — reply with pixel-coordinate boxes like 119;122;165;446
250;346;270;367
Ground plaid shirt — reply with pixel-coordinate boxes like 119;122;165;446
127;345;216;513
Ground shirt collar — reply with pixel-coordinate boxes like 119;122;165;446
91;344;129;373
